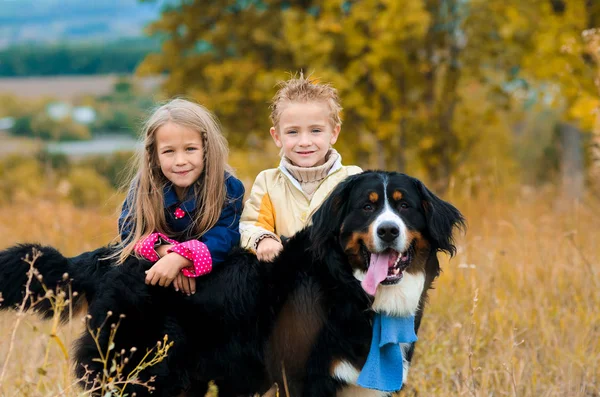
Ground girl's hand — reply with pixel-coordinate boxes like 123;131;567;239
256;238;283;262
173;273;196;295
145;253;191;287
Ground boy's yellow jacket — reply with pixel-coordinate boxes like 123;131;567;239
240;160;362;251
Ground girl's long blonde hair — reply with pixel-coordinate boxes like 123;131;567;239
116;98;231;264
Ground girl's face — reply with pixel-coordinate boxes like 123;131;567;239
270;101;340;168
155;122;204;199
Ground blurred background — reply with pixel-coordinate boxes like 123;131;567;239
1;0;600;203
0;1;599;396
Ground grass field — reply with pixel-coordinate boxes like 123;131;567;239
0;189;598;396
0;75;163;100
0;132;43;158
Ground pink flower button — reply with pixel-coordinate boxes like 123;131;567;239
174;207;185;219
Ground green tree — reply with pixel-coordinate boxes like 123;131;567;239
29;114;91;141
0;39;159;77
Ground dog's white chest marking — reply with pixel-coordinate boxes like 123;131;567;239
353;270;426;317
372;271;425;316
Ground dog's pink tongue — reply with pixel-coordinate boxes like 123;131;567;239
361;253;390;296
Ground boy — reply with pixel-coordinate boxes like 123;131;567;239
240;73;362;261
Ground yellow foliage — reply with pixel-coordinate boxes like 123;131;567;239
418;136;435;150
136;0;600;190
568;94;600;131
63;168;115;208
0;155;46;204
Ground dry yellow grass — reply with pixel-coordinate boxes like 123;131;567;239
0;190;598;396
0;133;44;158
0;75;163;100
0;200;116;396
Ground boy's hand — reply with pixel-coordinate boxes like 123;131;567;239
145;253;191;287
173;273;196;295
256;238;283;262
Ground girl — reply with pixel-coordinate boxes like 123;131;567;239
118;98;244;295
240;73;362;261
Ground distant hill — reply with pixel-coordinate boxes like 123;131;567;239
0;38;162;76
0;0;168;48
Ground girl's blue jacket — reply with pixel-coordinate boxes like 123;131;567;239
119;173;245;264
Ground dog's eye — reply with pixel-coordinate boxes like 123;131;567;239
363;204;374;211
400;202;409;209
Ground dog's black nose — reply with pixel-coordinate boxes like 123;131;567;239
377;222;400;243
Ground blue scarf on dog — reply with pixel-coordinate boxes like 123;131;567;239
357;314;417;392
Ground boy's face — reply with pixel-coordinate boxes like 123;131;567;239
270;101;340;168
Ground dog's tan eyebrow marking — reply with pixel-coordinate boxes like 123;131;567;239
369;192;379;202
393;190;403;201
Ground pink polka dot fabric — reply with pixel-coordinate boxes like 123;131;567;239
167;240;212;277
134;232;179;262
134;232;212;277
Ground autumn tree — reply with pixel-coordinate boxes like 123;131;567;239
138;0;298;148
138;0;600;193
583;27;600;194
139;0;490;191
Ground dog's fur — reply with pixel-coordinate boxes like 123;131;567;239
0;171;464;397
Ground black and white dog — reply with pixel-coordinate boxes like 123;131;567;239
0;171;465;397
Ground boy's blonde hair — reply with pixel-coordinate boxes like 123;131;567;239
269;72;342;129
117;98;231;264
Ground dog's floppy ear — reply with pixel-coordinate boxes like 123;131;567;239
310;173;361;260
413;178;466;256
